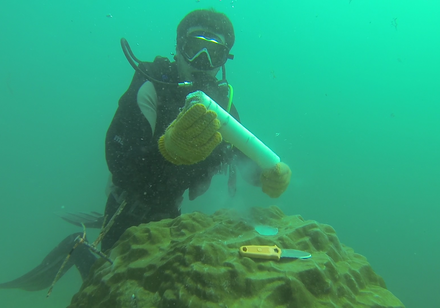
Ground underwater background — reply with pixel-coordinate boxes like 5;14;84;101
0;0;438;307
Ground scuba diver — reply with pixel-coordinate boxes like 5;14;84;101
0;9;292;292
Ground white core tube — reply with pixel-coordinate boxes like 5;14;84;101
185;91;280;169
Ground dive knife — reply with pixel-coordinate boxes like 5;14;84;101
239;245;311;260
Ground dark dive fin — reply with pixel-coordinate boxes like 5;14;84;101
55;211;104;229
0;233;96;291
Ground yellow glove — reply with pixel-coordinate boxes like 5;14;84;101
158;103;222;165
260;162;292;198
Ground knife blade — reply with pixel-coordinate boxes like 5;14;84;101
239;245;311;260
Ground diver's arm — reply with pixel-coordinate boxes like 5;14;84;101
105;81;166;192
234;148;263;186
228;103;291;196
137;81;159;134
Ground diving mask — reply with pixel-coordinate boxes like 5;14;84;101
180;34;234;70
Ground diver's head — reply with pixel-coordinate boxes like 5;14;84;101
175;9;235;79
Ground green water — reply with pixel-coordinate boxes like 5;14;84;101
1;0;438;307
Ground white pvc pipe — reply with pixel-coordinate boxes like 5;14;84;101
185;91;280;169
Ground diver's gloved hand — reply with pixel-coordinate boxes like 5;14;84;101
158;103;222;165
260;162;292;198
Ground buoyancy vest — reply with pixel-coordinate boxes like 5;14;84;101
106;56;239;213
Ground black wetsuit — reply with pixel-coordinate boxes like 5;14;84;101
102;56;258;251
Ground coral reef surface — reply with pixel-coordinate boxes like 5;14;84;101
68;206;404;308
